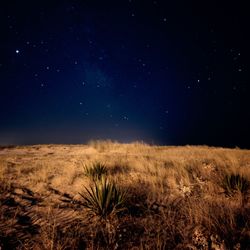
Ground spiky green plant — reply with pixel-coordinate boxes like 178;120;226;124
222;174;249;196
79;177;127;218
83;162;108;180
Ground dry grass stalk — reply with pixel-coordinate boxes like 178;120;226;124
0;141;249;249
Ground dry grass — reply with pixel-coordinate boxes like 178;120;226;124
0;141;250;249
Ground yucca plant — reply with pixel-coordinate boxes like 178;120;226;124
222;174;249;196
83;162;108;180
79;177;127;218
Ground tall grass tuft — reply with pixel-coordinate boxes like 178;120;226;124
79;177;127;218
83;162;108;180
222;173;249;196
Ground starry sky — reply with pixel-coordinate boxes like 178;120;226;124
0;1;249;147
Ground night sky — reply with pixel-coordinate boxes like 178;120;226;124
0;1;249;147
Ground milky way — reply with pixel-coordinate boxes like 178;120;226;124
0;1;249;147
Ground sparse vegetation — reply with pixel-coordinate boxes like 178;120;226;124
0;141;250;249
79;177;127;218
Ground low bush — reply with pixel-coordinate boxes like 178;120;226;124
79;177;127;218
222;173;249;196
83;162;108;180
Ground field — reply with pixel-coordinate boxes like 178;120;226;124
0;141;250;249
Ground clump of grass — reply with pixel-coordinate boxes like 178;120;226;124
83;162;108;180
88;140;119;152
222;173;249;196
79;177;127;218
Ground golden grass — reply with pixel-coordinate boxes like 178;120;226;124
0;141;250;249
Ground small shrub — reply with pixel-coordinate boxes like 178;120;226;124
79;177;127;218
87;140;118;152
83;162;108;180
222;174;249;196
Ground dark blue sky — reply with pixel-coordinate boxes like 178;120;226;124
0;1;249;147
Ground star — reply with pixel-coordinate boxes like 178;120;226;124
1;0;248;148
